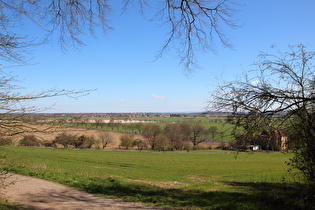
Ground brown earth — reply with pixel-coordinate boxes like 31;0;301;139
2;174;161;209
11;124;145;149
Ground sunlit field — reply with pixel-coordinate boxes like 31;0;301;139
1;146;310;209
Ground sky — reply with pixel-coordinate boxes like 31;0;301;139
10;0;315;113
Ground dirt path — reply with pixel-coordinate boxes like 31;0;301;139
2;174;161;210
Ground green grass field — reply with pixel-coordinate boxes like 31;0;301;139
0;146;312;209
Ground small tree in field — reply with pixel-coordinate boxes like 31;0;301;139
133;139;148;151
81;135;96;149
98;132;114;149
142;124;161;150
164;123;186;150
181;121;209;147
154;135;171;151
119;134;135;150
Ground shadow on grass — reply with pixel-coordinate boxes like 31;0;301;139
0;200;30;210
74;177;314;209
223;181;314;210
4;167;315;209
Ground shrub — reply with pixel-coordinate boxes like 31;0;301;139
73;135;86;148
0;137;12;146
54;132;77;148
119;134;134;149
183;141;192;152
133;139;148;151
154;135;171;151
19;135;41;147
42;141;54;147
77;135;95;149
98;132;114;149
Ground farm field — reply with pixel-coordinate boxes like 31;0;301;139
0;146;310;209
50;114;234;142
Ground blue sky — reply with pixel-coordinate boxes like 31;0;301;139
12;0;315;113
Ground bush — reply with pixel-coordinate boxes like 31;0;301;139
76;135;95;149
133;139;148;151
19;135;41;147
73;135;86;148
54;132;77;148
98;132;114;149
0;137;12;146
154;135;171;151
183;141;192;152
42;141;54;147
119;134;134;149
53;133;96;149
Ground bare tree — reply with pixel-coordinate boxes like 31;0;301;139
0;0;112;52
133;138;148;151
0;0;238;126
0;71;90;137
0;0;238;189
151;0;237;72
209;44;315;185
98;132;114;149
0;0;237;71
181;121;208;147
154;135;171;151
142;124;161;150
164;123;186;150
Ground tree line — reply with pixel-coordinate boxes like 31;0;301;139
6;121;222;151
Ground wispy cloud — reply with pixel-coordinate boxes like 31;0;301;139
151;94;166;100
251;80;261;85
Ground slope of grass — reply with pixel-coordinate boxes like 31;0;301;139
0;199;29;210
1;146;312;209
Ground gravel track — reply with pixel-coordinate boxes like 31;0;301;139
3;174;161;210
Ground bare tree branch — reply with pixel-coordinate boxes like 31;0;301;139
123;0;238;73
209;45;315;183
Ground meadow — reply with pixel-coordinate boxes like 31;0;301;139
1;146;311;209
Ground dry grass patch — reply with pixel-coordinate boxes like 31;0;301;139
10;124;144;149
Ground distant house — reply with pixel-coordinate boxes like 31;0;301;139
258;130;288;151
